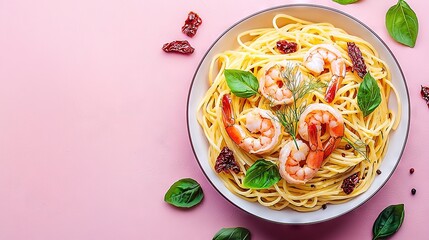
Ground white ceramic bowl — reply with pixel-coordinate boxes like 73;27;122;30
187;4;410;224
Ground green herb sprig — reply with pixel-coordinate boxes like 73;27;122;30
343;137;370;162
333;0;359;5
243;159;281;189
357;72;382;117
275;63;326;148
164;178;204;208
276;104;305;149
386;0;419;48
224;69;259;98
213;227;251;240
373;204;405;240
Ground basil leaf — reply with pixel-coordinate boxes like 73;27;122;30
372;204;405;240
164;178;203;208
332;0;359;5
213;227;251;240
224;69;259;98
357;72;381;117
386;0;419;47
243;159;281;189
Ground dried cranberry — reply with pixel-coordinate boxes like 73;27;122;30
276;40;298;54
182;11;202;37
162;40;194;54
421;86;429;107
215;147;240;174
341;172;360;195
347;42;367;78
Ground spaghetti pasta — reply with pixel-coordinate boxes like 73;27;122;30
197;14;400;212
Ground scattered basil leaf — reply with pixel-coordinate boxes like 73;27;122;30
333;0;359;5
357;72;381;117
164;178;203;208
224;69;259;98
213;227;251;240
243;159;281;189
372;204;405;240
386;0;419;47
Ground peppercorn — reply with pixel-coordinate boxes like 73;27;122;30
311;184;315;188
322;204;327;210
376;169;382;175
411;188;416;195
410;168;415;174
345;144;352;150
341;153;346;157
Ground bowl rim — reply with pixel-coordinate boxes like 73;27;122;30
186;3;410;224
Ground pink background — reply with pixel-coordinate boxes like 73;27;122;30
0;0;427;239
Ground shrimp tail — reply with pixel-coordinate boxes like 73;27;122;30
323;136;342;159
221;94;245;145
221;94;235;127
325;75;342;103
306;124;324;169
325;58;346;103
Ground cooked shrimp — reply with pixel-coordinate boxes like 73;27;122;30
303;44;346;103
279;124;324;184
298;103;344;159
258;61;295;106
221;94;281;154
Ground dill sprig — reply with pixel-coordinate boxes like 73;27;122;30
343;137;370;162
281;64;326;101
276;104;306;149
274;62;326;148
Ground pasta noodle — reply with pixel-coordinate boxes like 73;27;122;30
197;14;400;212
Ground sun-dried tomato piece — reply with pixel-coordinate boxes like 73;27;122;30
182;11;202;37
341;172;360;194
276;40;298;54
162;40;194;54
421;85;429;108
215;147;240;174
347;42;367;78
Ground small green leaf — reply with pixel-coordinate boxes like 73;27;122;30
243;160;281;189
213;227;251;240
333;0;359;5
224;69;259;98
164;178;203;208
372;204;405;240
386;0;419;47
357;72;382;117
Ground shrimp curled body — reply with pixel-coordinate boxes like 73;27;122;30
280;104;344;184
258;61;296;106
298;103;344;159
303;44;346;103
221;94;281;154
279;124;324;184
